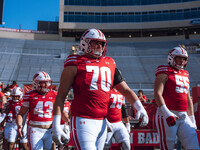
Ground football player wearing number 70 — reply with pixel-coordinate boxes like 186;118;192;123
52;28;149;149
154;46;200;150
16;72;66;150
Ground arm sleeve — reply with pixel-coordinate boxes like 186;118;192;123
113;68;125;87
122;104;129;118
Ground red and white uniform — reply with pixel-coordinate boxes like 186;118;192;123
155;65;199;150
22;90;57;150
65;54;116;149
4;111;13;141
7;99;27;143
105;89;130;149
155;65;189;111
8;100;23;120
23;90;57;126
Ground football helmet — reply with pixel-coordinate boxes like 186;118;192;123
168;46;188;69
33;71;52;94
11;87;23;102
80;28;107;58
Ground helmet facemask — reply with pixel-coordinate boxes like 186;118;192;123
168;47;188;70
33;71;52;95
11;87;23;102
86;39;106;58
34;80;52;94
80;29;107;58
12;96;21;102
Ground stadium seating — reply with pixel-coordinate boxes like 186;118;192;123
0;37;200;99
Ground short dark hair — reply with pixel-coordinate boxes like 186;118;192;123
138;90;143;94
12;81;17;85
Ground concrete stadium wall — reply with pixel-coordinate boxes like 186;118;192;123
0;30;200;43
0;30;74;41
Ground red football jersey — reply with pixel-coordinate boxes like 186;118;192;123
23;90;57;125
155;65;190;111
5;111;13;123
107;89;125;123
60;100;71;125
8;99;23;120
64;55;116;119
5;99;13;123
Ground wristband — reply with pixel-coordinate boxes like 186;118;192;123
53;115;61;128
160;105;172;118
134;100;143;111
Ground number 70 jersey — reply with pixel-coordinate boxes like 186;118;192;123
22;90;57;126
64;55;116;119
155;65;190;111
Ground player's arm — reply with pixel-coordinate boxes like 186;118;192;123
115;81;139;105
53;66;76;116
187;91;197;128
16;105;29;137
154;73;178;126
114;68;148;127
187;91;194;116
52;66;77;145
61;110;70;124
154;73;168;107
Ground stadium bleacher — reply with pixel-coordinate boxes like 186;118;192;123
0;37;200;99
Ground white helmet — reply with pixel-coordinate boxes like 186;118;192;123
80;28;107;58
168;46;188;69
33;71;52;94
11;87;23;102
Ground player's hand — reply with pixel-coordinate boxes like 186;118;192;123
125;123;131;133
64;123;70;141
135;108;149;127
52;126;69;146
160;105;179;127
166;116;177;127
52;115;70;146
134;100;149;127
17;124;23;138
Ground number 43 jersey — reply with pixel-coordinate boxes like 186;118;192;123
23;90;57;125
155;65;190;111
64;55;116;119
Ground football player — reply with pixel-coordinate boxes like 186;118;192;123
16;71;57;150
104;88;131;150
154;46;200;150
0;87;28;150
52;28;148;149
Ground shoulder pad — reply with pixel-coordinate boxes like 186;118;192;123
50;90;57;95
155;65;171;76
64;55;80;68
23;90;35;100
104;57;116;64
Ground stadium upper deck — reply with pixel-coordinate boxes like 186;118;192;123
60;0;200;39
